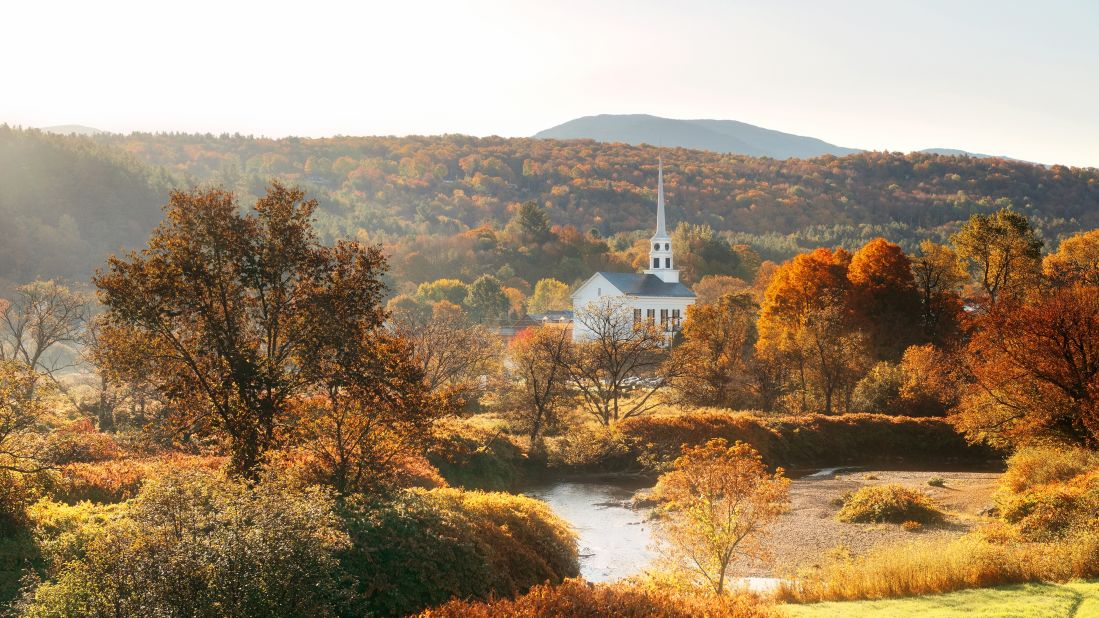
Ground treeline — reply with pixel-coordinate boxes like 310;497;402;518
5;126;1099;294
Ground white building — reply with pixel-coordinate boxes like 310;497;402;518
571;160;696;342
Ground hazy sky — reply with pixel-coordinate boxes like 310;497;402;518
5;0;1097;166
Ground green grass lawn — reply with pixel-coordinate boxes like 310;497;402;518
782;580;1099;618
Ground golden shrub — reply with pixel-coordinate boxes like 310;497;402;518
836;484;944;524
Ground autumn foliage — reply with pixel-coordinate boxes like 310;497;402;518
418;578;775;618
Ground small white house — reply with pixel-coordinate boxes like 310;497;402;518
571;160;695;342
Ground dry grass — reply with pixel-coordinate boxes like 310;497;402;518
417;578;776;618
775;529;1099;603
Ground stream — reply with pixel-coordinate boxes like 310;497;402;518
522;471;856;590
522;479;656;582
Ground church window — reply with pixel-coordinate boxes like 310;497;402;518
633;308;642;324
672;309;681;329
646;308;655;324
654;243;659;251
664;243;670;250
653;258;659;268
664;257;671;268
660;309;669;329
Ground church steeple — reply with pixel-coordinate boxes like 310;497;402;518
654;158;668;238
646;158;679;283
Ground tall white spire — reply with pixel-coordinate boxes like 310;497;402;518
654;158;668;238
646;157;679;283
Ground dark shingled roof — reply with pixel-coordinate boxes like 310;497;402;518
596;272;696;298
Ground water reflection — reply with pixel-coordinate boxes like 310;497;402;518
523;480;656;582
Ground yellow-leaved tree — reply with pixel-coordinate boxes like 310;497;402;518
654;439;790;595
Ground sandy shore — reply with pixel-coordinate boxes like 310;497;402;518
738;468;1003;577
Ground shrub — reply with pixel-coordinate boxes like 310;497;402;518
0;470;54;534
45;420;122;465
836;484;944;524
1000;445;1099;494
275;448;447;494
57;454;225;504
999;470;1099;540
618;411;997;472
901;520;922;532
0;471;50;606
19;469;350;618
417;578;776;618
427;417;526;490
547;425;633;471
928;477;946;487
996;445;1099;540
339;487;578;617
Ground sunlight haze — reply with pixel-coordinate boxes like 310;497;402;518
4;0;1097;166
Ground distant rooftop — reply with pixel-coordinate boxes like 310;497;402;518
592;272;695;298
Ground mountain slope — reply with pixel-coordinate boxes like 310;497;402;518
534;114;859;159
39;125;105;136
5;128;1097;291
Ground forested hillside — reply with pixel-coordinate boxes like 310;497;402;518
4;126;1098;293
0;127;174;289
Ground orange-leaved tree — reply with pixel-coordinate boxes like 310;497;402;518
756;247;862;413
847;238;922;361
953;285;1099;447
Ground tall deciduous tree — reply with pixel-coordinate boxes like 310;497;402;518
464;274;509;323
527;278;571;314
672;293;757;408
794;301;870;415
95;182;418;477
566;298;672;425
756;247;852;348
391;300;502;407
0;280;88;391
506;326;572;455
756;248;858;413
655;439;789;595
952;208;1043;307
953;285;1099;447
847;238;921;361
1043;229;1099;288
297;332;435;495
911;241;968;345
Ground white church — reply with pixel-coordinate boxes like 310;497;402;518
571;161;696;342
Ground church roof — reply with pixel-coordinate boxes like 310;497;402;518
594;272;695;298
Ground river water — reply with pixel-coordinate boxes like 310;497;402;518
522;479;657;582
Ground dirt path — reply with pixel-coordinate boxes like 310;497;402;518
738;468;1002;577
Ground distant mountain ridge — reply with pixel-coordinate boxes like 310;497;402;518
38;125;105;136
535;114;860;159
535;114;1015;161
